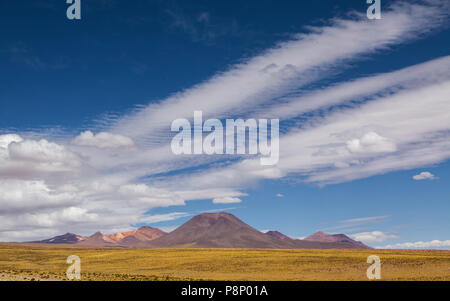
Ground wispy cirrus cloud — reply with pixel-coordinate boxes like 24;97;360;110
212;197;242;204
140;212;191;224
112;1;450;144
72;131;135;149
319;216;390;232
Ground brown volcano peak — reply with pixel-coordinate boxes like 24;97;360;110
146;212;299;249
304;231;369;248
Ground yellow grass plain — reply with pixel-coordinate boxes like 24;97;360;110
0;243;449;281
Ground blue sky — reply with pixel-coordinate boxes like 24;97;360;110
0;0;449;249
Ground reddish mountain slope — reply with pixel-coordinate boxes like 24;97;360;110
32;233;86;244
304;231;369;249
114;226;167;246
33;226;166;247
77;232;117;247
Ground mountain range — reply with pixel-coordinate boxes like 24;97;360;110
31;212;370;249
34;226;166;247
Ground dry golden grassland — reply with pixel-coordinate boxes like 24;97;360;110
0;243;448;281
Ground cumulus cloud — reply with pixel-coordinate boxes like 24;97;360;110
15;207;98;228
72;131;135;149
0;206;138;242
0;135;81;178
0;134;23;149
8;139;80;167
0;180;77;214
276;193;284;197
346;132;397;154
350;231;398;243
212;197;242;204
378;240;450;249
413;171;437;180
